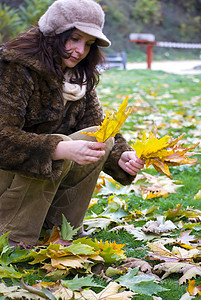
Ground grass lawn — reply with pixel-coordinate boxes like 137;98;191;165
1;68;201;299
92;68;201;299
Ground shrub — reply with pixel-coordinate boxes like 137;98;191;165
19;0;54;29
0;4;22;43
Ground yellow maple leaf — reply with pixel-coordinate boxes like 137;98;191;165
51;255;90;269
132;130;199;178
82;96;132;142
187;280;201;296
94;238;126;263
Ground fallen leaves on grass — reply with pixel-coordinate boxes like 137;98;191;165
131;172;183;199
74;281;135;299
30;237;126;273
117;267;168;296
176;230;199;249
154;262;201;285
165;204;201;222
119;257;153;273
147;239;201;285
94;239;126;264
0;279;134;300
142;216;177;234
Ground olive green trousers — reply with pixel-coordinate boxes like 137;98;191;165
0;127;114;245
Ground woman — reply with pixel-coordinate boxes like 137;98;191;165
0;0;144;247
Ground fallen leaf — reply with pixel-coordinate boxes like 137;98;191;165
176;230;198;249
53;285;74;299
187;279;201;296
147;242;181;262
171;246;201;261
74;281;135;299
117;267;168;296
94;174;116;194
179;292;196;300
62;274;104;290
142;216;177;234
165;204;201;222
128;227;157;242
120;257;153;273
88;197;99;208
131;172;183;199
154;262;201;284
51;255;91;270
94;239;126;264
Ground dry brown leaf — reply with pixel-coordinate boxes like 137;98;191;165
53;285;75;299
154;262;201;285
131;172;183;200
147;242;182;262
142;218;176;235
74;281;135;299
171;246;201;261
120;257;153;273
177;230;198;248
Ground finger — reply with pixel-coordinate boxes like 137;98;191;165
125;162;143;173
129;159;144;168
83;150;106;163
125;165;138;175
89;142;106;150
84;155;101;164
128;152;144;164
89;142;95;150
125;166;141;175
88;147;106;157
96;150;106;157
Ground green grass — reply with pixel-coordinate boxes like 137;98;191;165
94;68;201;299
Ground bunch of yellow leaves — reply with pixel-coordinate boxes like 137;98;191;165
132;131;199;179
82;96;132;142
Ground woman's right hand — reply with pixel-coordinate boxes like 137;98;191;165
53;140;106;165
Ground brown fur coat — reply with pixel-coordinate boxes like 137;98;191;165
0;47;134;185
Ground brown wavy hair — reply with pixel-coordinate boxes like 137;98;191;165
5;26;106;92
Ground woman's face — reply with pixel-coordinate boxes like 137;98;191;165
62;29;96;68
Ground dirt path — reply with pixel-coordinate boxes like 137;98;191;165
127;60;201;75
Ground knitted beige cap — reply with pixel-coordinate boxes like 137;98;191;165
38;0;111;47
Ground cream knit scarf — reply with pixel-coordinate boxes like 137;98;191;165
62;71;86;105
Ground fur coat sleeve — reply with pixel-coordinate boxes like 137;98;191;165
0;57;64;179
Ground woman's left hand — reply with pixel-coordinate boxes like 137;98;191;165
118;151;144;176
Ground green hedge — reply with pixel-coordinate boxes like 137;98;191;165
0;0;54;43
